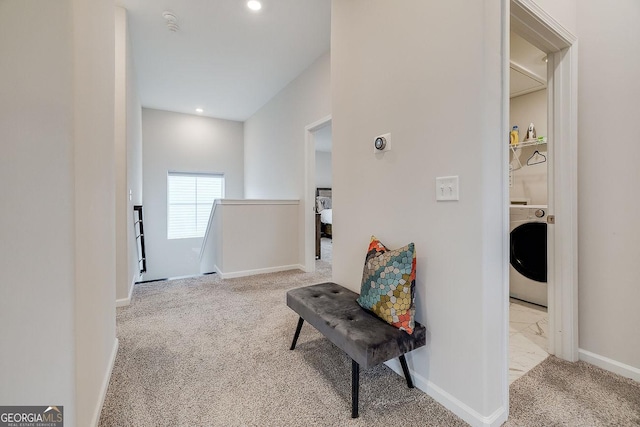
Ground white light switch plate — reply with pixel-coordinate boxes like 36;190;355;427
436;176;459;201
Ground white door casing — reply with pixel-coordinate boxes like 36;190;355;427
510;0;579;362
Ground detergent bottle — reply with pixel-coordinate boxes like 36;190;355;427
510;126;519;145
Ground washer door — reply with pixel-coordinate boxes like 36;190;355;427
510;222;547;282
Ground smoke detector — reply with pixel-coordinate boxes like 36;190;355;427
162;11;180;32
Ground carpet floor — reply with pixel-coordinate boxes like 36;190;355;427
100;262;640;426
506;356;640;426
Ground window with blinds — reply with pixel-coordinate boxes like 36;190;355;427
167;172;224;239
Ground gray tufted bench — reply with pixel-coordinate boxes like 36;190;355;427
286;282;426;418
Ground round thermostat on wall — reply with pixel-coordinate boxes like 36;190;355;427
373;133;391;153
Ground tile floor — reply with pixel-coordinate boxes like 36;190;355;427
509;298;548;384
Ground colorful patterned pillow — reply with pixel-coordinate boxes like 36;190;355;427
356;236;417;334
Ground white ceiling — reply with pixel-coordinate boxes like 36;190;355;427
118;0;331;121
510;32;548;98
118;3;543;120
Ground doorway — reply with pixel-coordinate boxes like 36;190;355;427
508;29;550;383
506;0;579;368
314;123;333;266
304;115;332;273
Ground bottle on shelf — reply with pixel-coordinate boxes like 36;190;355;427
510;126;519;145
525;123;536;141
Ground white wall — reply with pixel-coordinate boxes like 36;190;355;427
73;0;117;424
0;2;77;423
244;51;331;199
0;1;116;426
534;0;577;36
244;51;330;266
510;89;547;205
220;202;299;274
125;14;144;293
115;8;127;301
577;0;640;377
200;200;300;278
331;1;506;424
142;108;244;280
115;7;143;304
315;151;333;188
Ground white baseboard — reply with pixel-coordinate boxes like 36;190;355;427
217;264;304;279
213;264;223;276
579;348;640;382
116;275;137;307
385;359;507;427
90;337;119;427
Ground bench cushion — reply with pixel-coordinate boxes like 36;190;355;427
286;282;426;369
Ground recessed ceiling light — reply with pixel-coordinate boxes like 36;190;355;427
195;108;204;114
247;1;262;11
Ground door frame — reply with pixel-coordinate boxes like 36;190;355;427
303;115;332;273
509;0;578;362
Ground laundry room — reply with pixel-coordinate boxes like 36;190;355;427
508;36;549;306
507;31;550;384
510;88;547;206
509;32;548;208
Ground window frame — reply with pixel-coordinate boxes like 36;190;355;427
166;171;225;240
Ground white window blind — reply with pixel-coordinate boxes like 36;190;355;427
167;172;224;239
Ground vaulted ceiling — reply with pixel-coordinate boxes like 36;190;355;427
118;0;331;121
117;2;547;121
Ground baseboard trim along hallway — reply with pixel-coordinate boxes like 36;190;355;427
384;358;508;427
92;338;119;427
579;348;640;382
215;264;305;279
116;275;137;307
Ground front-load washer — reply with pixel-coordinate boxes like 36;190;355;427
510;205;548;307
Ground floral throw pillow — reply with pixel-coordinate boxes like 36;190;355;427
356;236;417;334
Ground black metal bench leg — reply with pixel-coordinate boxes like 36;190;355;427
352;359;359;418
399;354;414;388
290;317;305;350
